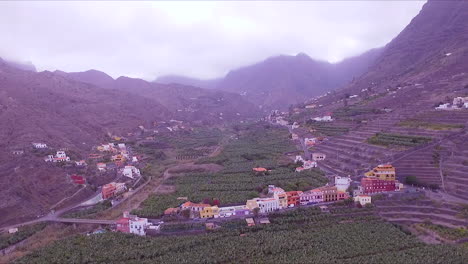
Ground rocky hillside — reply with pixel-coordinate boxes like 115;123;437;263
155;75;221;90
295;0;468;198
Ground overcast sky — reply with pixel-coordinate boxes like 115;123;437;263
0;1;426;80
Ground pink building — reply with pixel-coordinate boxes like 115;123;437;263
299;188;323;205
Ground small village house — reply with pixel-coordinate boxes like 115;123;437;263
286;191;303;207
320;186;338;202
164;207;180;216
8;228;18;234
123;165;141;179
75;160;87;167
312;153;326;161
361;177;396;194
130;217;149;236
44;151;71;163
97;163;107;171
181;201;211;213
102;182;126;199
299;188;323;205
200;206;220;218
354;195;372;206
32;142;48;149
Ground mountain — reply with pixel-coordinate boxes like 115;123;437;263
155;75;221;90
333;0;468;97
55;69;115;88
300;0;468;200
0;58;173;225
4;59;37;72
156;49;383;110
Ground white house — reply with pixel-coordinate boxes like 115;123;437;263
45;151;70;162
291;122;300;129
312;153;326;161
335;176;352;192
123;166;141;179
32;143;47;149
75;160;87;167
303;160;317;169
8;228;18;234
312;114;333;122
129;217;149;236
435;103;450;110
354;195;372;206
304;138;317;146
255;197;280;213
295;155;305;163
132;156;138;163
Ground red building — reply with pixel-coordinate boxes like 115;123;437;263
116;217;130;233
286;191;303;207
337;191;350;200
361;177;396;194
70;175;86;185
102;183;117;199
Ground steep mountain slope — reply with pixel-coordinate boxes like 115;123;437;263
155;75;221;90
61;70;261;122
0;59;172;225
301;0;468;198
156;49;383;110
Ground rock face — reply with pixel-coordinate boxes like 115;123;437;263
336;0;468;97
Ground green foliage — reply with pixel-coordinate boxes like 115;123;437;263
305;121;350;136
134;124;327;218
0;223;47;250
367;133;432;147
399;120;464;130
420;223;468;240
16;207;468;263
62;201;112;219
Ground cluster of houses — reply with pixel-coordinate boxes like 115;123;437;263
435;97;468;110
44;151;71;163
294;153;326;172
116;211;162;236
162;181;358;220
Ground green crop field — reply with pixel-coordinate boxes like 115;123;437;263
16;207;468;263
367;133;432;147
132;123;328;218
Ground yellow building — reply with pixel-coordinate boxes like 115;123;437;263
365;164;396;181
277;193;288;209
200;206;219;218
246;199;259;210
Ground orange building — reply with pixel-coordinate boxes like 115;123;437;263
365;164;396;181
285;191;303;207
102;183;117;199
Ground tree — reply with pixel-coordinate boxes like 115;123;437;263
180;209;191;219
253;207;260;217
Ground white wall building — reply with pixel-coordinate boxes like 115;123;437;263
312;153;326;161
32;143;47;149
123;166;141;179
256;198;280;213
303;160;317;169
300;189;323;205
335;176;352;192
129;217;149;236
354;195;372;206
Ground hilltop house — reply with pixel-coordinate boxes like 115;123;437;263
44;151;70;162
312;153;326;161
123;166;141;179
335;176;352;192
295;155;305;163
97;163;107;171
32;142;47;149
365;164;396;181
354;195;372;206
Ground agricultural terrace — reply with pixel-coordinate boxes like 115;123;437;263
367;133;432;147
132;123;328;218
17;207;468;263
1;223;47;250
398;120;465;131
